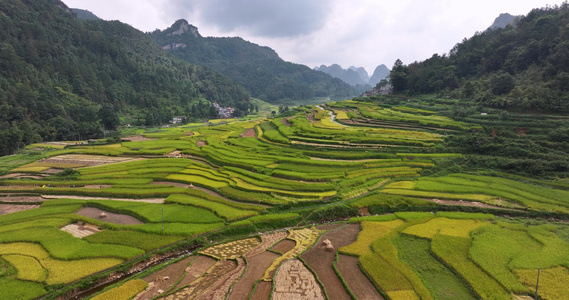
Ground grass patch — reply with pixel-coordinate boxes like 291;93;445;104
83;231;184;252
394;234;477;300
165;194;259;220
431;234;510;299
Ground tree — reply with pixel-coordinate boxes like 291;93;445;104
491;72;516;95
98;105;120;130
389;59;407;93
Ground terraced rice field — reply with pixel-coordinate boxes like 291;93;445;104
1;99;569;299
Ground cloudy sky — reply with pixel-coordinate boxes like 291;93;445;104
62;0;566;74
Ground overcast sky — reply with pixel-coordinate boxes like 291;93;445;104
62;0;566;74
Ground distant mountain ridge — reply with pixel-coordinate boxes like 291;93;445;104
150;20;358;103
315;64;390;87
71;8;101;21
315;64;368;86
369;64;390;86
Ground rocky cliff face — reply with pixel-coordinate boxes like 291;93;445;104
167;20;201;37
489;13;521;29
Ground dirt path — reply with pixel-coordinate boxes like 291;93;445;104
0;173;47;179
425;198;522;210
76;207;144;225
301;224;360;300
41;195;165;203
123;135;157;142
0;196;45;203
336;255;384;300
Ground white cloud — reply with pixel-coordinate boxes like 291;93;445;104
62;0;568;74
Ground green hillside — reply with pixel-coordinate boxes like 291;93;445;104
0;0;250;156
390;3;569;113
149;19;358;103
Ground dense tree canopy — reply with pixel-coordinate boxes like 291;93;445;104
0;0;250;156
389;3;569;113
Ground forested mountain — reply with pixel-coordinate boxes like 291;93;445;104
390;3;569;113
149;20;358;103
0;0;250;156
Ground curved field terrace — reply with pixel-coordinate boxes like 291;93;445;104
1;98;569;300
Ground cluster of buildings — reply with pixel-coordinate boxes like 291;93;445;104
213;103;234;118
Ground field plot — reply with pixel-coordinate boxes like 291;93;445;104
2;98;569;300
379;173;569;212
272;259;325;300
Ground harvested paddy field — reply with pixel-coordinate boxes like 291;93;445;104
301;224;360;300
0;203;40;215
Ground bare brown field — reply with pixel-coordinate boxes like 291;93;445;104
137;256;193;300
0;204;40;215
228;251;280;300
301;224;361;300
173;255;217;290
336;254;384;300
125;226;387;300
269;239;296;254
240;128;256;137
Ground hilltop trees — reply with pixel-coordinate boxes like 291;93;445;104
389;3;569;113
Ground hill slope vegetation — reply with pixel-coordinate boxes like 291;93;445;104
149;20;358;103
0;0;250;156
390;3;569;113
